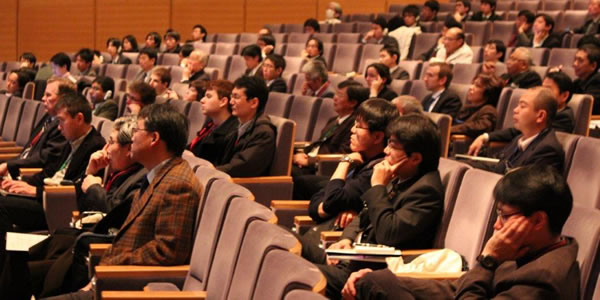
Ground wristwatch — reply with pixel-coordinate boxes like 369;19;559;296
339;155;354;164
477;254;499;270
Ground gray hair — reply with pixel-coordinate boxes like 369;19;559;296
393;95;424;115
113;115;137;145
514;47;534;67
302;60;328;82
190;50;208;66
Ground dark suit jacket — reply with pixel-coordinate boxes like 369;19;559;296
502;70;542;89
93;100;119;121
575;18;600;34
574;72;600;114
422;89;462;119
488;107;574;143
470;12;502;21
356;238;580;300
451;104;498;138
483;128;564;174
515;33;562;48
112;55;132;65
217;113;277;177
378;86;398;101
342;170;444;250
6;114;69;179
100;157;202;265
23;127;106;201
189;116;239;164
268;78;288;93
184;69;211;84
304;113;355;155
390;66;410;80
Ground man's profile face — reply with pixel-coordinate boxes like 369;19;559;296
89;82;106;102
443;31;461;54
6;73;19;94
76;56;90;72
483;43;501;62
423;66;442;91
513;90;540;131
42;81;60;115
192;28;203;41
187;54;204;73
261;59;280;81
573;50;596;78
149;74;167;94
506;50;525;75
230;87;256;121
379;50;396;68
165;37;177;51
57;108;81;142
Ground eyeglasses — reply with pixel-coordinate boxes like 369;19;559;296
496;209;522;225
131;127;151;135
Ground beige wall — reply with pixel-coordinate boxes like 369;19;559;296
1;0;439;61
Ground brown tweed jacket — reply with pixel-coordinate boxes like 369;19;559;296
100;157;202;265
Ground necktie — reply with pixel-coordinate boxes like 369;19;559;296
139;177;150;195
189;121;216;150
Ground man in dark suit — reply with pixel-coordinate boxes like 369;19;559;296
299;114;444;298
163;31;182;54
467;87;564;174
181;50;211;84
361;16;399;49
574;0;600;34
106;38;132;65
573;44;600;114
0;92;106;233
344;165;579;300
379;46;409;80
515;13;561;48
188;80;238;164
216;76;276;177
470;0;502;21
74;48;96;77
90;76;118;121
301;60;335;98
262;54;288;93
421;62;462;119
133;48;157;84
501;47;542;89
508;10;535;47
0;77;74;180
241;44;264;77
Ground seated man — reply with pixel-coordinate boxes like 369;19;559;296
125;81;156;115
303;99;398;244
106;38;132;65
188;80;238;164
74;48;96;77
574;0;600;34
0;69;34;97
216;76;276;177
241;44;264;77
344;164;578;300
416;18;462;62
508;10;535;47
361;16;399;49
178;44;194;68
19;52;37;70
470;0;502;21
133;47;157;84
450;0;471;23
163;31;182;54
480;39;506;75
430;27;473;64
388;5;422;61
304;18;321;34
149;67;179;101
188;24;207;43
421;0;440;22
379;46;409;80
0;77;73;181
501;47;542;89
301;60;335;98
0;93;106;233
49;104;202;299
323;1;343;24
262;54;288;93
422;62;462;119
50;52;77;84
515;13;561;48
181;50;211;83
299;114;444;298
89;76;118;121
257;34;276;58
572;44;600;114
466;87;564;174
468;72;575;152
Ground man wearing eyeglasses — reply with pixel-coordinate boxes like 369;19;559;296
430;27;473;64
343;164;579;300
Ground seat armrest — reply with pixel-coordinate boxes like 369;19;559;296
270;200;310;229
450;134;468;142
43;186;77;231
0;153;20;162
320;231;343;248
591;115;600;121
316;154;343;177
102;291;207;300
0;146;23;153
232;176;293;207
394;271;466;280
20;168;42;176
0;141;17;147
316;154;344;162
95;265;190;279
232;176;292;184
294;215;316;235
270;200;310;210
294;141;311;149
90;243;112;257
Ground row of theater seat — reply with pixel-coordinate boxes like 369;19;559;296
386;0;590;14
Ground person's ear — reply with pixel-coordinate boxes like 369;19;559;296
408;152;422;167
530;211;548;231
219;96;229;109
249;97;259;110
535;109;547;125
150;131;160;145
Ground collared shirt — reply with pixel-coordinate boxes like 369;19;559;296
47;127;93;183
247;63;262;76
237;118;253;140
517;132;540;151
427;89;445;112
532;34;548;48
389;65;399;76
146;157;173;185
307;114;351;157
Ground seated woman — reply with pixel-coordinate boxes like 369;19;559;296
121;35;138;53
365;63;398;101
302;37;327;68
0;69;34;97
302;99;398;245
451;74;502;138
183;79;207;102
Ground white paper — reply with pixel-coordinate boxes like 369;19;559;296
6;232;49;252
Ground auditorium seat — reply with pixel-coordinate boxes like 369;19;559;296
186;101;206;144
160;53;179;66
284;23;304;33
310;97;337;142
216;33;240;43
327;73;347;90
495;0;515;11
567;136;600;209
565;33;584;48
515;0;541;11
226;55;246;81
433;158;470;247
122;52;139;64
169;66;184;85
291;73;306;95
530;65;548;78
283;56;305;79
272;33;288;44
499;88;527;129
322;43;336;69
13;100;41;147
568;94;593;136
426;112;452;158
239;33;259;43
22;81;35;100
495;87;513;129
398;60;422;79
490;21;516;46
193;42;215;55
265;92;293;118
207;55;232;79
389;79;412;95
287;95;322;141
168;99;191;115
332;22;355;33
349;13;373;22
113;78;127;92
205;33;217;43
420;21;436;33
203;67;219;80
355;22;372;34
505;11;519;21
237;42;250;54
543;0;569;11
124;64;142;81
1;97;24;142
451;63;480;84
464;21;492;46
471;46;483;63
409;32;440;59
274;43;287;55
376;12;398;21
265;24;284;34
214;43;238;56
358;44;384;73
450;83;472;107
547;48;577;68
336;33;361;44
288;33;311;44
104;64;126;79
560;10;588;33
3;61;21;73
331;43;362;74
284;43;305;57
311;33;336;43
171;82;188;99
115;92;127;118
419;61;431;80
388;4;406;14
284;290;328;300
555;131;581;177
572;0;588;10
409;80;430;102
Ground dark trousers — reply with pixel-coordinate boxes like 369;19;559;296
292;166;328;200
0;194;47;232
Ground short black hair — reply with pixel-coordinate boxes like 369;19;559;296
545;71;573;103
372;16;388;30
9;70;34;92
303;18;321;33
346;85;370;108
493;164;572;235
258;34;276;47
92;76;115;95
424;0;440;12
381;46;400;64
578;45;600;73
387;114;441;174
366;62;392;85
76;48;94;63
193;24;208;42
128;81;157;106
165;31;181;41
306;38;324;56
180;44;194;57
403;4;420;17
265;54;286;73
457;0;471;10
486;39;507;61
241;44;263;62
122;35;139;52
20;52;36;66
138;104;189;156
233;76;269;113
518;9;535;24
481;0;497;10
50;52;72;70
146;31;162;48
356;98;399;136
55;92;93;124
535;13;555;33
444;16;463;30
139;47;158;65
337;79;362;90
106;37;121;49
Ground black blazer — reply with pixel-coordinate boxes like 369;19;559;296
574;72;600;114
268;78;288;93
112;55;132;65
574;19;600;34
502;70;542;89
304;113;355;155
470;12;502;22
378;86;398;101
422;89;462;119
515;33;562;48
189;116;239;164
342;170;444;250
488;107;574;143
7;114;69;179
